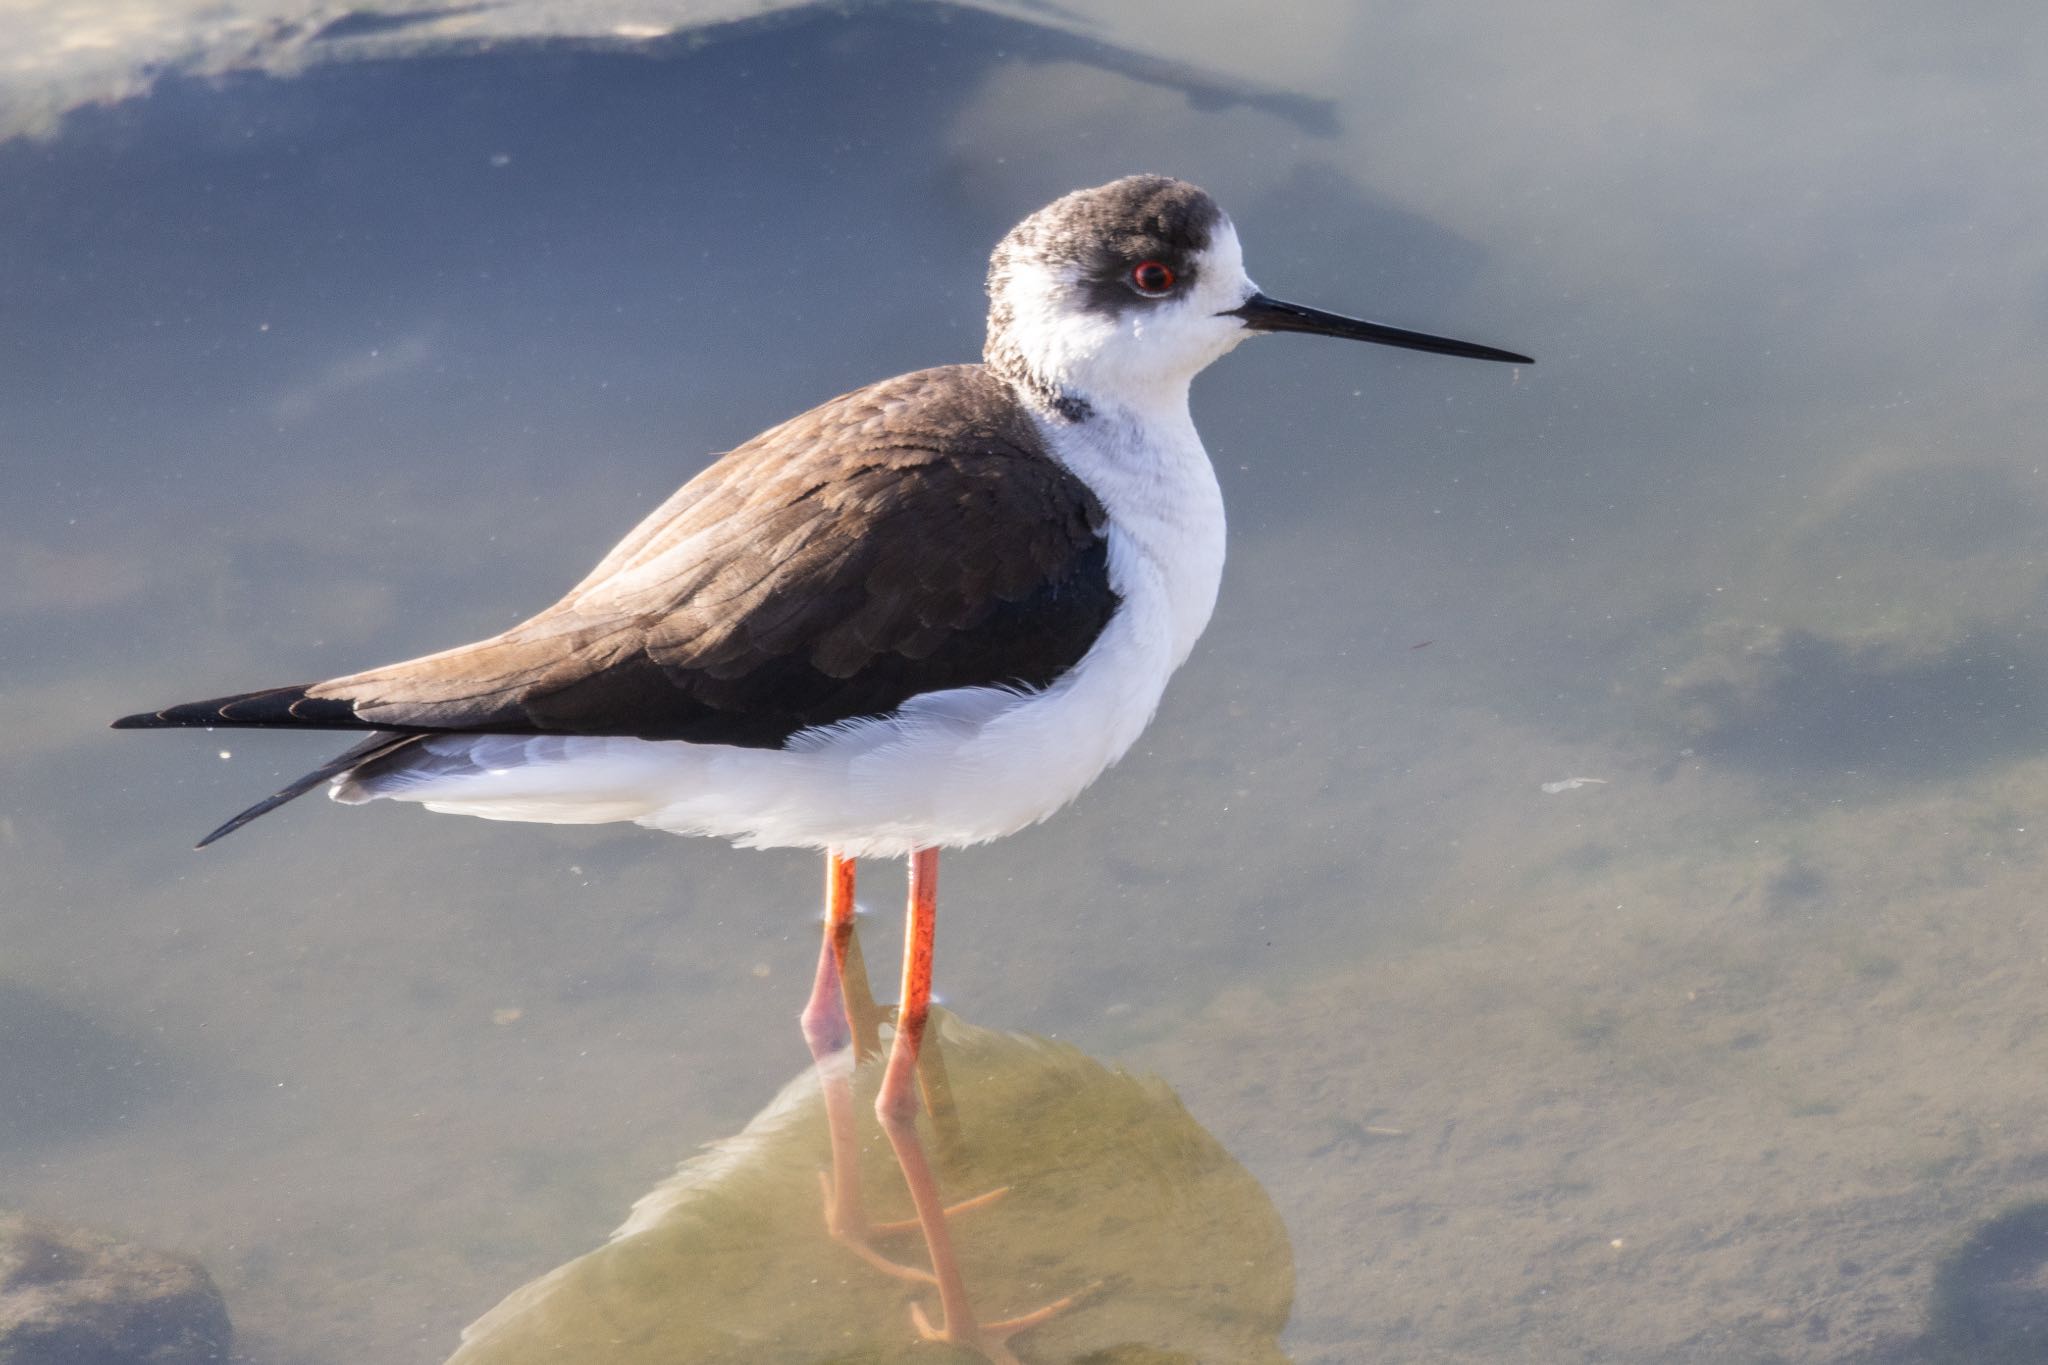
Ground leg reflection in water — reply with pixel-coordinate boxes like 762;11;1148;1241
445;879;1294;1365
798;851;1083;1364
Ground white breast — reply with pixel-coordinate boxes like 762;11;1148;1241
336;398;1227;859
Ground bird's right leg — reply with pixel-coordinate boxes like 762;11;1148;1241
800;852;900;1263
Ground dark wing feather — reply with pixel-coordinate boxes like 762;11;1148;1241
190;733;425;848
116;365;1118;752
114;684;364;730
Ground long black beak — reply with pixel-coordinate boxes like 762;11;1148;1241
1226;292;1532;365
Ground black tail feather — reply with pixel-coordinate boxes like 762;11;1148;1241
112;684;369;731
194;733;426;849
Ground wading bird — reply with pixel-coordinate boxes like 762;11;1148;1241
116;175;1528;1359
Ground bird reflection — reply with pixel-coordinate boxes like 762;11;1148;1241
444;903;1295;1365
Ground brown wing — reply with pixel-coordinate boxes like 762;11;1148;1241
118;366;1118;750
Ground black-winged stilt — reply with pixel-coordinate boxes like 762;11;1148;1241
115;175;1528;1358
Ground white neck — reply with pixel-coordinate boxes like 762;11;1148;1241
1033;384;1226;668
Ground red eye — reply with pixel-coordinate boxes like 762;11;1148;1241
1130;260;1176;297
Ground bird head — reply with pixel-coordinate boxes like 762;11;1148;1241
984;175;1529;419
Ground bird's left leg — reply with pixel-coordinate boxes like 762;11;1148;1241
875;849;1084;1363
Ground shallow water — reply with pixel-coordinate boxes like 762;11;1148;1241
5;3;2048;1361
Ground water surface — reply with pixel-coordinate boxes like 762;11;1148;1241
5;3;2048;1360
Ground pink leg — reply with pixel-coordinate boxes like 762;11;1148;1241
876;849;1083;1362
798;852;859;1057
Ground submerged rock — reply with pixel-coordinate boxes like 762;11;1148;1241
0;1213;232;1364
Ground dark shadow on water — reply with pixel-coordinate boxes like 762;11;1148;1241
1;1;1331;431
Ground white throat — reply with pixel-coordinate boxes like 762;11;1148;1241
988;219;1257;424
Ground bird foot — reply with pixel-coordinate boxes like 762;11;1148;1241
908;1279;1097;1365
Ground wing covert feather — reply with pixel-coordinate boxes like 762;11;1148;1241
307;366;1118;748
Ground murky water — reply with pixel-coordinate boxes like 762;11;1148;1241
5;3;2048;1361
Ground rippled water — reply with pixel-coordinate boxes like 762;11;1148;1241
5;3;2048;1361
